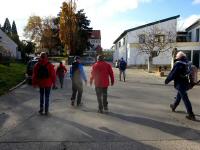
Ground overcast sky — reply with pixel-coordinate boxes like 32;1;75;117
0;0;200;49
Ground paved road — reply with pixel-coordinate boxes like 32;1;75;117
0;67;199;150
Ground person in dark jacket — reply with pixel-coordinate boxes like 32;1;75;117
90;55;114;113
32;52;56;115
70;56;87;106
119;57;127;82
165;51;195;120
56;62;67;88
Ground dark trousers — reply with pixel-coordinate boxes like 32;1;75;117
71;81;83;105
119;70;126;81
95;87;108;110
58;75;64;88
173;87;194;115
40;87;51;113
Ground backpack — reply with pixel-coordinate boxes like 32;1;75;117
183;62;198;89
120;60;127;70
37;63;50;79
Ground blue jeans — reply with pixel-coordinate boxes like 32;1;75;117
40;87;51;113
174;86;194;115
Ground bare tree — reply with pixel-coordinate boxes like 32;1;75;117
137;25;176;72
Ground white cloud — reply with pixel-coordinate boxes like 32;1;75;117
0;0;152;48
178;14;200;31
192;0;200;4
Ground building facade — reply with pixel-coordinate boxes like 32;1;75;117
0;29;20;59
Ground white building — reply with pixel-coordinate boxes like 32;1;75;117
113;15;180;66
0;29;20;59
175;19;200;68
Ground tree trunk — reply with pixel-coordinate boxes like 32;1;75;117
148;56;153;73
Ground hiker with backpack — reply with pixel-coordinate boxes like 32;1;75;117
165;51;195;120
32;52;56;115
119;57;127;82
56;62;67;88
70;56;87;106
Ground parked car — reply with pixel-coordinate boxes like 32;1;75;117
81;57;96;65
26;59;38;84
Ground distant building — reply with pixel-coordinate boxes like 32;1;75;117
0;29;20;59
85;30;102;56
175;19;200;68
113;15;179;66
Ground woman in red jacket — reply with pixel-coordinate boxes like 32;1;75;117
56;62;67;88
90;55;114;113
32;52;56;115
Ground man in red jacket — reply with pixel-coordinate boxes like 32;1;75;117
90;55;114;113
32;52;56;115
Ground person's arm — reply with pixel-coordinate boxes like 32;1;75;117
165;63;178;84
32;63;38;87
69;66;72;79
90;66;94;86
79;64;87;82
50;64;56;85
108;64;114;86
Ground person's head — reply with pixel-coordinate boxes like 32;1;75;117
74;56;81;63
40;52;47;60
121;57;124;61
175;51;186;60
59;61;63;65
97;55;104;61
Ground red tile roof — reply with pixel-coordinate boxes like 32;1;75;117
90;30;101;39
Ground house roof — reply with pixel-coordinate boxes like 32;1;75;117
185;19;200;32
90;30;101;39
113;15;180;44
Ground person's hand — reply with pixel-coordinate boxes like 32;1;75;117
111;81;114;86
85;80;87;86
164;79;168;85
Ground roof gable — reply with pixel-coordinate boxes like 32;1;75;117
113;15;180;44
186;19;200;31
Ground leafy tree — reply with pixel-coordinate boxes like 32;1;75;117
59;0;77;55
72;9;92;56
11;21;20;44
2;18;12;35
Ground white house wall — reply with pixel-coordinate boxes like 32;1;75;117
187;25;200;42
0;29;18;58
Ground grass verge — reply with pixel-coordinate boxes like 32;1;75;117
0;63;26;95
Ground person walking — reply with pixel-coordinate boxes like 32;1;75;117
90;55;114;113
32;52;56;115
56;62;67;88
119;57;127;82
165;51;195;120
70;56;87;106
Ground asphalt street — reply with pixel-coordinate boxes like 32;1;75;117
0;67;199;150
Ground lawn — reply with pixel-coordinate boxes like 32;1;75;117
0;63;26;95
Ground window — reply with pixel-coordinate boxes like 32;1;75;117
155;35;165;43
118;41;121;47
139;34;145;43
196;28;199;42
188;32;192;42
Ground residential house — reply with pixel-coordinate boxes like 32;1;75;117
0;29;20;59
85;30;102;57
113;15;180;66
175;19;200;68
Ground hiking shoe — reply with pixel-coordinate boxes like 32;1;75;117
38;110;43;115
71;101;74;106
44;112;49;116
98;109;103;114
104;107;109;113
186;114;196;121
170;104;175;112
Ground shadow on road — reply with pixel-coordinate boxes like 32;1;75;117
108;112;200;142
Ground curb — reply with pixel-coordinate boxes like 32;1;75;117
9;79;27;92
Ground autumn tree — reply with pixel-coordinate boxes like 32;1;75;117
11;21;20;44
137;25;176;72
24;16;43;44
59;0;77;55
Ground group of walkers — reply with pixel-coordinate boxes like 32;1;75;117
32;52;114;115
31;51;196;121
